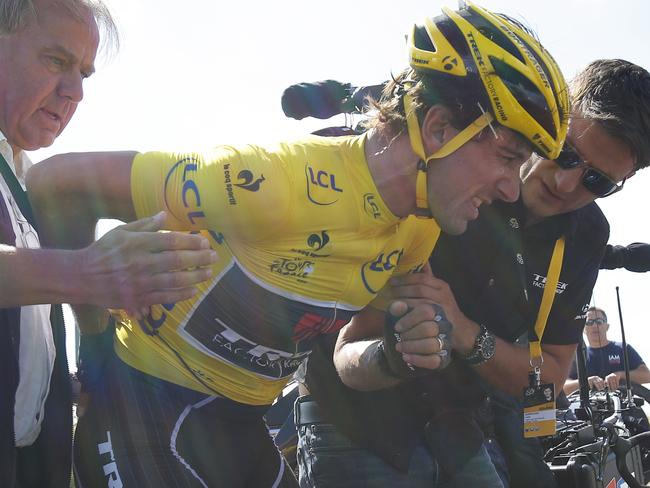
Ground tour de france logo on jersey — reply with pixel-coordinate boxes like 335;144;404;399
164;156;206;226
363;193;381;219
292;231;332;258
305;163;343;205
361;248;404;294
270;257;315;283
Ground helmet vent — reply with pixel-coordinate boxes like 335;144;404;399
459;8;525;65
490;56;556;139
500;28;566;124
413;24;437;52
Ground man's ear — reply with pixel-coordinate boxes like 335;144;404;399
421;105;454;156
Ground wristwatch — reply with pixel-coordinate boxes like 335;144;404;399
462;324;496;365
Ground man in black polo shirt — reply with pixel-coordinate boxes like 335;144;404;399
563;306;650;394
299;59;650;488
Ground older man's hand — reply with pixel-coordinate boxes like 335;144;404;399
79;212;217;316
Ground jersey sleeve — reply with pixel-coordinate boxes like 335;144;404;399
394;218;441;275
368;218;441;312
130;145;291;241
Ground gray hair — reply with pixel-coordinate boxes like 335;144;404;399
0;0;119;55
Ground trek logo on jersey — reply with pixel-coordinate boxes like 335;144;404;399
234;169;265;192
361;249;404;294
363;193;381;219
207;318;309;379
270;257;314;282
97;431;123;488
531;273;568;295
292;231;332;258
305;163;343;205
164;156;206;225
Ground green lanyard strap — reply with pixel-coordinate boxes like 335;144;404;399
0;152;38;231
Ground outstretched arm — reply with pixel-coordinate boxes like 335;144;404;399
5;152;216;316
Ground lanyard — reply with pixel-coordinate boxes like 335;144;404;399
529;236;566;368
0;152;38;231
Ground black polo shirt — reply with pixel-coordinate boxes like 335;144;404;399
431;198;609;346
304;198;609;471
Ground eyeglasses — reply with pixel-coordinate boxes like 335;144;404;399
585;318;606;326
553;145;626;197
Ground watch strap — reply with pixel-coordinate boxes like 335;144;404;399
462;324;494;365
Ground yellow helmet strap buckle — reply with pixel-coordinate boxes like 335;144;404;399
403;93;494;214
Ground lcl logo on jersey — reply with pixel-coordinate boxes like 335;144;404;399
363;193;381;219
234;170;265;192
305;164;343;205
361;249;404;294
531;273;568;294
164;156;206;225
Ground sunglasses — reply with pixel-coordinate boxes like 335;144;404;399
585;318;606;326
553;145;626;197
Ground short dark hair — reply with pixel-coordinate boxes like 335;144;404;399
587;306;607;323
571;59;650;170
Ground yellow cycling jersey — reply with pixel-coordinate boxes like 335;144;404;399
119;134;440;405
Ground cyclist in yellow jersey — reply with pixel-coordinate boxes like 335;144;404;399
118;135;440;406
26;2;569;487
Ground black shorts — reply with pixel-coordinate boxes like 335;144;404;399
73;352;297;488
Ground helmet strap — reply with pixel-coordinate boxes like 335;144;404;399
403;93;494;217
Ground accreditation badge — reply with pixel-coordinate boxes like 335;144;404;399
523;382;556;438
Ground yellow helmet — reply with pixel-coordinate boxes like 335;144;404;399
408;1;569;160
404;1;569;216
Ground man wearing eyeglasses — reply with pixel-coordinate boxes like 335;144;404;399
563;307;650;394
325;59;650;488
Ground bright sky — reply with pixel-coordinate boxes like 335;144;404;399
31;0;650;370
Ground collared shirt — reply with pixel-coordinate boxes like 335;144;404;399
431;198;609;346
303;196;610;470
0;132;55;447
